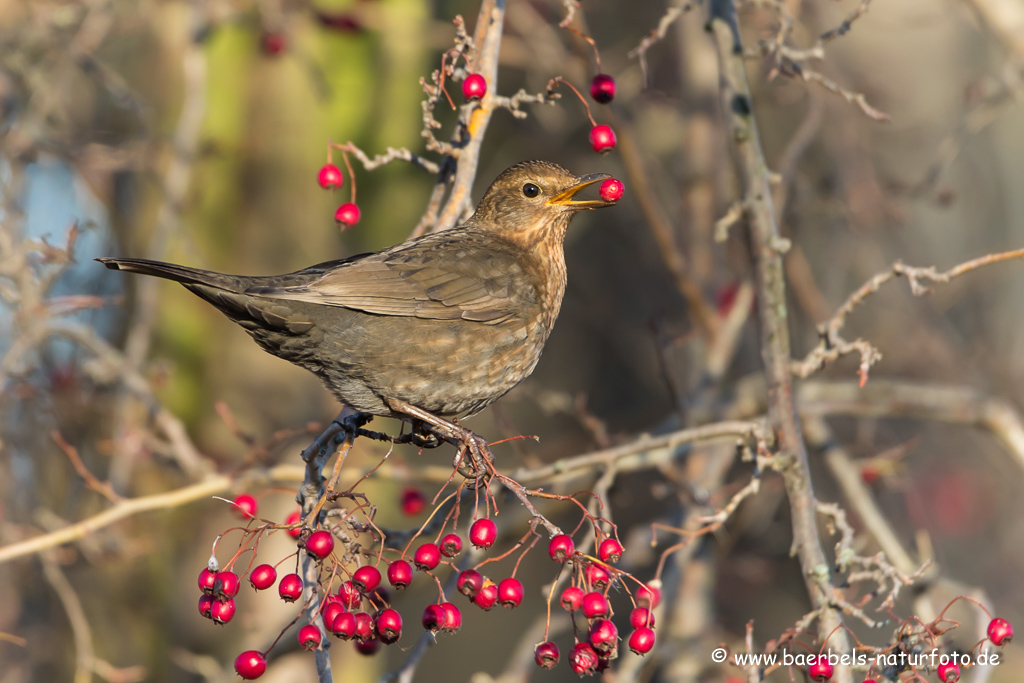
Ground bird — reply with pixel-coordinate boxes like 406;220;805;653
97;160;616;451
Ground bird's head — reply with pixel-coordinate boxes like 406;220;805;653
469;160;616;247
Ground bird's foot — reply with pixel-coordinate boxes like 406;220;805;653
387;399;494;484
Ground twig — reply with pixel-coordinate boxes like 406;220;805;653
512;420;764;486
341;143;440;174
628;1;699;83
52;431;122;504
0;466;304;566
42;552;96;683
796;249;1024;383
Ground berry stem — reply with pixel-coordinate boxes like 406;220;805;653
400;490;461;558
549;77;598;127
562;24;602;73
332;143;359;205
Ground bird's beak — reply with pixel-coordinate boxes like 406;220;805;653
547;173;615;209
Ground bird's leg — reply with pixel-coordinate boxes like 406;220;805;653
386;398;494;480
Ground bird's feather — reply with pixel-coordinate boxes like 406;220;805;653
245;230;536;324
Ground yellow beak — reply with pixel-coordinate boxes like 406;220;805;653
546;173;615;209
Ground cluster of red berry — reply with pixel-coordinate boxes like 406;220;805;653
532;535;658;675
803;615;1013;682
316;162;361;228
202;488;659;680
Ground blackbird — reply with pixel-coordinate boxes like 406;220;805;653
97;160;615;448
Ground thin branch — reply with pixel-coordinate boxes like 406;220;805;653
796;249;1024;382
628;1;699;83
433;0;506;233
0;466;304;566
342;144;440;174
708;2;852;678
42;553;95;683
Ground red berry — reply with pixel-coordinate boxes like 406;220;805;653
317;164;343;190
548;534;575;562
598;178;625;204
570;642;600;676
472;582;498;610
588;618;619;655
628;627;656;655
861;463;882;485
334;203;361;228
534;641;560;669
298;624;323;651
387;560;413;589
279;573;303;602
375;608;403;644
331;611;357;640
198;567;217;594
354;638;380;655
589;74;616;104
561;586;585;611
457;569;484;598
198;593;214;619
469;518;498;549
315;12;364;34
214;571;241;600
305;530;334;560
582;592;609;619
808;654;834;681
937;662;960;683
249;564;277;590
234;650;267;679
584;563;611;590
233;493;258;519
441;602;462;633
497;577;524;608
440;533;463;558
422;603;446;633
414;542;441;571
285;510;302;538
336;580;362;609
462;74;487;101
260;32;286;56
589;125;617;154
636;583;661;609
211;598;236;625
323;602;345;631
400;487;426;516
630;607;655;629
352;566;381;594
988;617;1013;645
353;612;374;642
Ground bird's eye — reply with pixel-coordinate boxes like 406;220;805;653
522;183;540;198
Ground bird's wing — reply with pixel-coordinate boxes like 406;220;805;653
245;235;535;324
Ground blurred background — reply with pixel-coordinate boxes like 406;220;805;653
2;0;1024;681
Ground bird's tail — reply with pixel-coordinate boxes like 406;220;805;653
95;257;242;291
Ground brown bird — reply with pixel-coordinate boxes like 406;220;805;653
97;161;615;449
